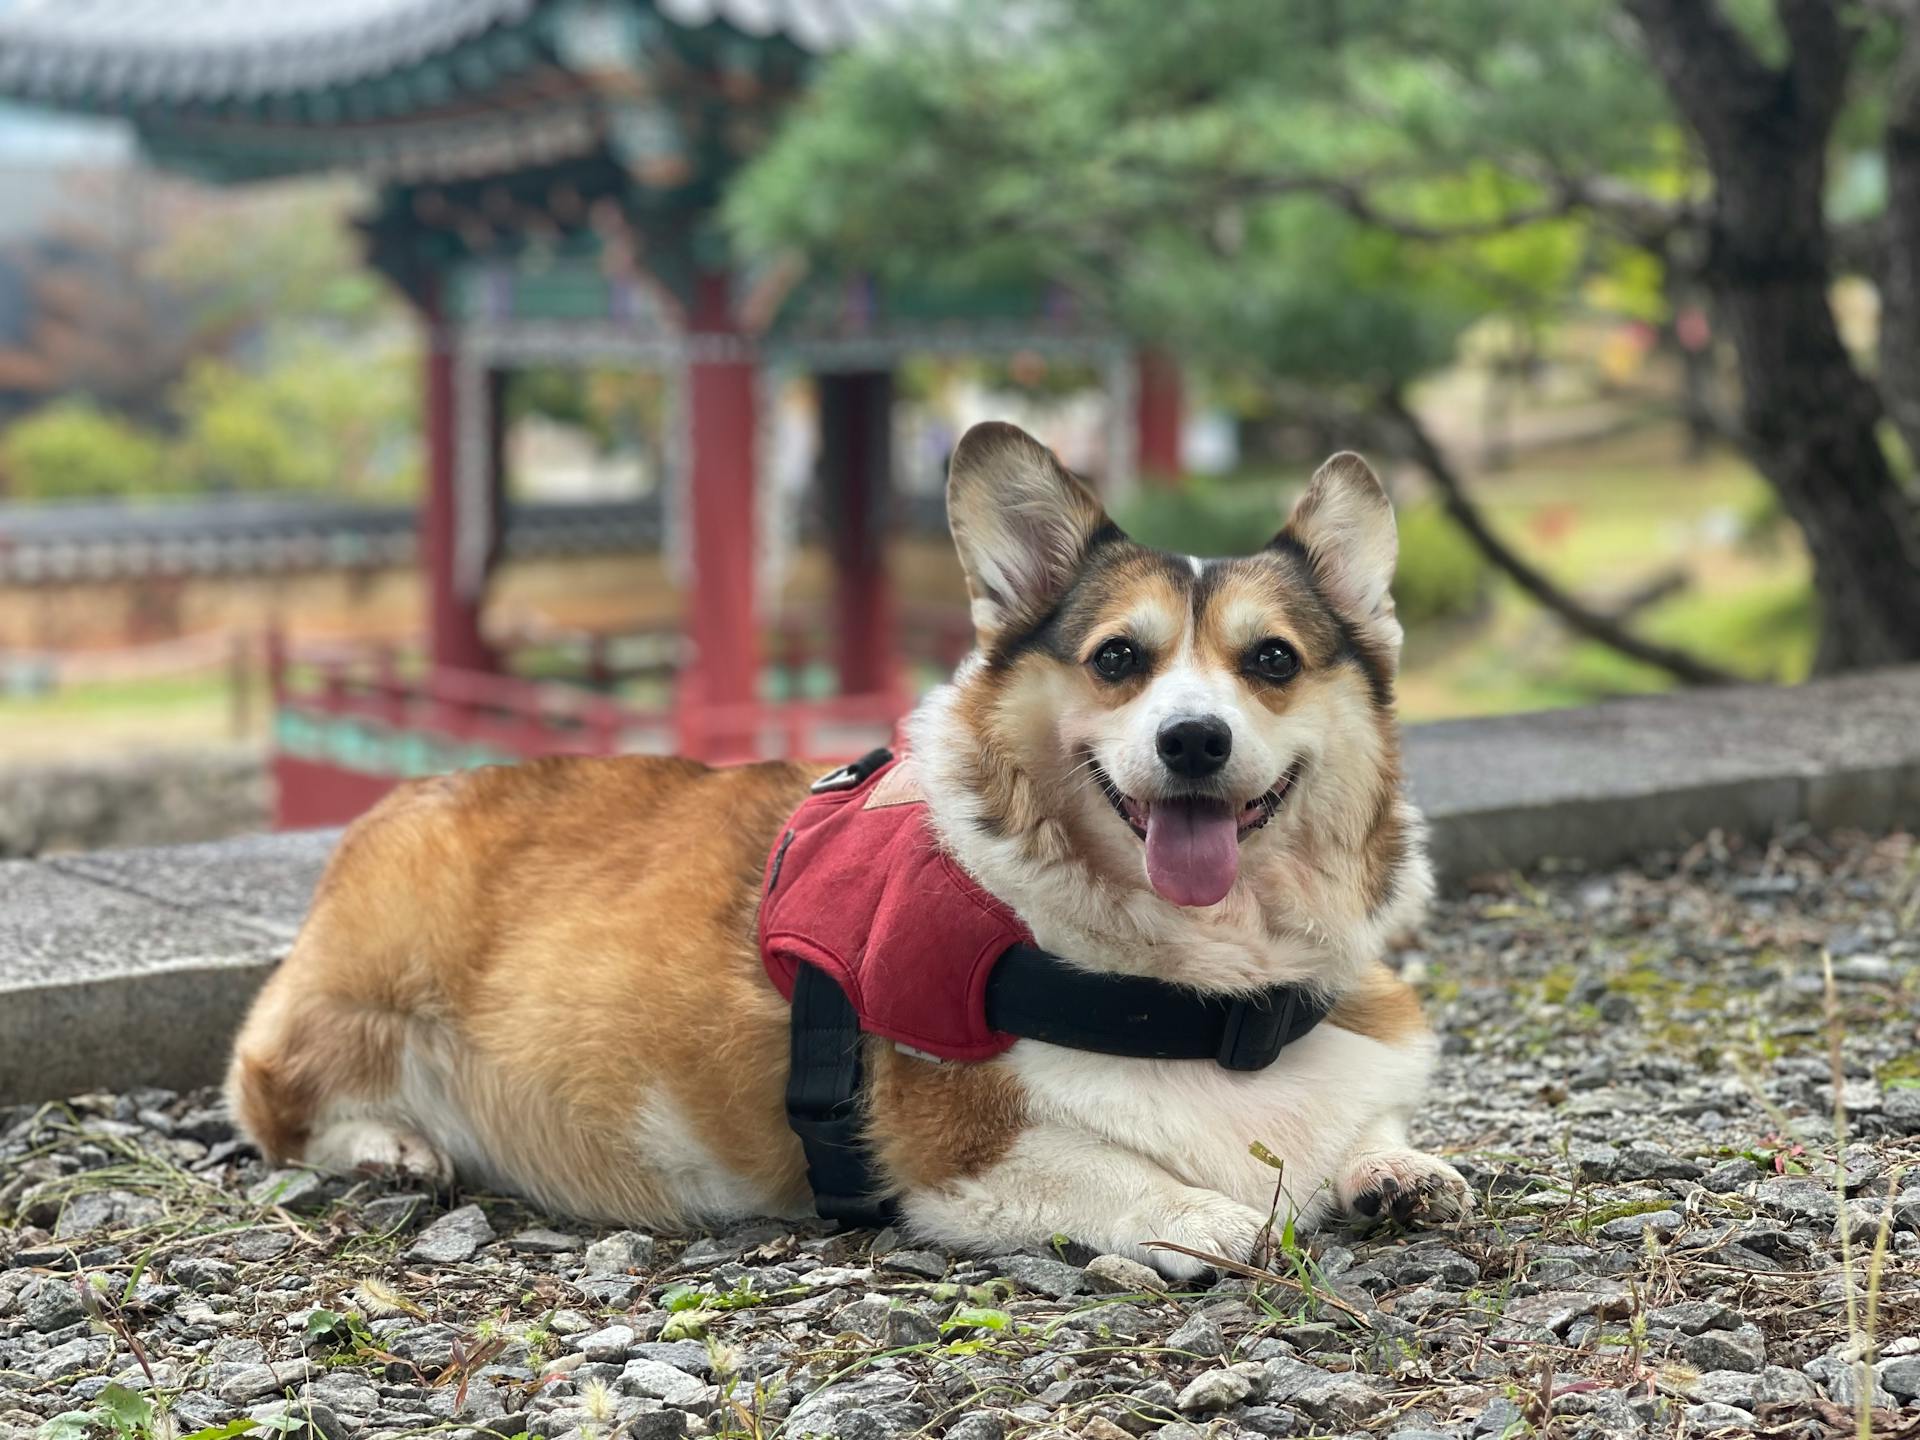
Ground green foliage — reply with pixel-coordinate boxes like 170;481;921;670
729;0;1666;399
1394;503;1493;626
1;336;416;500
1118;478;1490;627
171;339;417;497
941;1305;1011;1333
1116;475;1290;557
1;401;170;500
149;180;392;337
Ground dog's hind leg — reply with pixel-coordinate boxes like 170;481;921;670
226;983;454;1185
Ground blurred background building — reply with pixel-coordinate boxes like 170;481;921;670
1;0;1914;850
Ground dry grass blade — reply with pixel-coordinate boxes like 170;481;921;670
1140;1241;1367;1321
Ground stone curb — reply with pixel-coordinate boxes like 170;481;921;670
3;666;1917;1103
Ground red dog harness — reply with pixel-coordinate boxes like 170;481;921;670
760;752;1030;1062
759;748;1334;1226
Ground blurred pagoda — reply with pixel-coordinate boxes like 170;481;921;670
0;0;1184;823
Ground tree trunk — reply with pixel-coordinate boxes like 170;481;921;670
1879;16;1920;470
1626;0;1920;672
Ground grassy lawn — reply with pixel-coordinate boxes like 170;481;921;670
1393;431;1811;721
0;668;252;762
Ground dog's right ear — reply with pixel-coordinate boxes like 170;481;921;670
947;421;1113;645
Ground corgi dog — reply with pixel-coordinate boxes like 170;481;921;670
227;420;1466;1275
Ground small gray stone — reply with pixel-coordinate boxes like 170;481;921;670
993;1254;1088;1299
1501;1287;1629;1337
873;1248;949;1281
627;1413;688;1440
943;1416;1005;1440
1612;1141;1703;1181
1241;1408;1308;1437
1385;1246;1481;1288
616;1359;706;1406
247;1169;334;1213
1646;1300;1738;1335
1472;1398;1523;1436
360;1194;426;1234
1289;1372;1384;1428
54;1189;165;1238
405;1204;495;1264
509;1228;581;1255
250;1398;350;1440
584;1231;656;1276
224;1213;300;1266
1596;1209;1682;1242
1882;1355;1920;1400
168;1257;236;1293
834;1295;893;1339
1085;1253;1163;1294
1681;1325;1766;1374
1812;1354;1894;1409
35;1338;98;1380
1683;1402;1754;1431
628;1342;713;1377
883;1307;940;1348
1701;1158;1760;1194
1684;1366;1815;1410
389;1324;461;1373
1752;1176;1837;1223
577;1324;635;1363
1882;1087;1920;1131
300;1373;381;1415
22;1276;86;1332
1177;1368;1254;1414
1166;1313;1227;1357
1571;1142;1619;1181
220;1360;316;1403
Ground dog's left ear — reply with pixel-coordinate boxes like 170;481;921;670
1275;451;1399;632
947;421;1113;644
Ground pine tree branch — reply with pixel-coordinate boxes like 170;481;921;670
1378;388;1742;688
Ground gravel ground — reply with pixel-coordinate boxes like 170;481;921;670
3;827;1918;1440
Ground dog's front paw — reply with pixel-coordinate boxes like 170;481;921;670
1337;1148;1471;1226
1136;1189;1272;1282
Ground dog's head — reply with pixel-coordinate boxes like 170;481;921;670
942;420;1406;910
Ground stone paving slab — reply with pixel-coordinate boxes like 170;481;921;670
48;827;341;944
0;862;294;1101
3;666;1919;1102
1408;665;1920;879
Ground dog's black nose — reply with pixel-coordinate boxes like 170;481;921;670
1156;715;1232;779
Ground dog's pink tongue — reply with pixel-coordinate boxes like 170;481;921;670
1143;797;1240;907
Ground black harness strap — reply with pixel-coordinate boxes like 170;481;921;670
784;963;902;1228
987;945;1329;1070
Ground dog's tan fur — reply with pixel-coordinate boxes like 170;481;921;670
229;420;1465;1266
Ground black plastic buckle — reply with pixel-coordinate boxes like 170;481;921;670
1216;991;1295;1071
809;746;895;795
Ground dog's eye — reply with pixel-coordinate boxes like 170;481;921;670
1250;639;1301;682
1091;638;1143;681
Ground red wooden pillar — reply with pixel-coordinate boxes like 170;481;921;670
421;282;494;673
1135;349;1184;485
683;270;761;754
818;370;897;700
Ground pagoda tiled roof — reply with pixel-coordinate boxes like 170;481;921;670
0;0;896;105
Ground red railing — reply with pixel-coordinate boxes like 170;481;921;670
265;632;922;828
